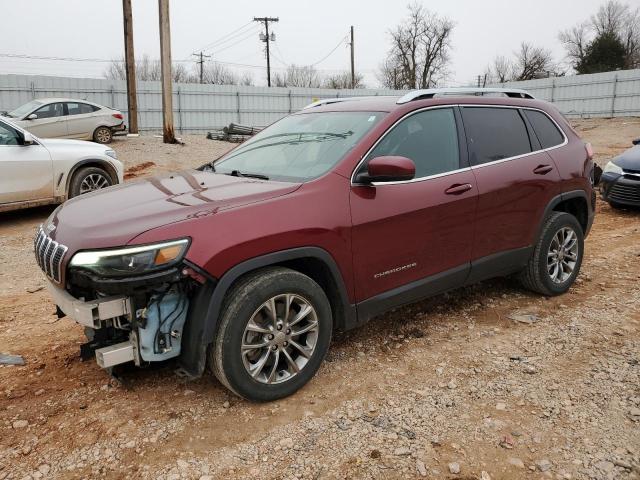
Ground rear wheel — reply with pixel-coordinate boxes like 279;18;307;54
211;267;332;401
93;126;112;144
69;166;114;198
518;212;584;296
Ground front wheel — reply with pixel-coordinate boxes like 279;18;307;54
211;267;332;401
518;212;584;296
68;166;114;198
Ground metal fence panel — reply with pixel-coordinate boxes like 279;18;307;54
0;74;403;133
497;69;640;118
1;70;638;134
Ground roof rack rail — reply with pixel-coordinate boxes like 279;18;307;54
303;96;383;110
396;87;535;104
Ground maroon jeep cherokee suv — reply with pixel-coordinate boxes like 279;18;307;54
36;88;596;401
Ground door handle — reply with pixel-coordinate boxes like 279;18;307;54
445;183;473;195
533;164;554;175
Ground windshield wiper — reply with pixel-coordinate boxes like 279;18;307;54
228;169;269;180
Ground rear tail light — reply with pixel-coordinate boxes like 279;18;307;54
585;142;594;160
112;113;124;120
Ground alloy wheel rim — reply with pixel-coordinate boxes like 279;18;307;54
241;293;319;384
96;128;110;142
547;226;579;284
79;173;110;194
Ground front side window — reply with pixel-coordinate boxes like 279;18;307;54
213;111;385;182
523;109;565;149
34;103;65;119
462;107;532;165
0;121;22;145
367;107;460;178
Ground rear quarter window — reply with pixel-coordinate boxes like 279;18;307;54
523;109;565;149
461;107;532;165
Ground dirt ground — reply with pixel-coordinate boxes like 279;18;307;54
0;118;639;480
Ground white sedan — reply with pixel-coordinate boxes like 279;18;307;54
2;98;126;144
0;117;123;213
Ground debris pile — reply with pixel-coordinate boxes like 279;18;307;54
207;123;263;143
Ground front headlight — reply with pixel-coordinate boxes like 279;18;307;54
603;161;623;175
69;239;189;277
105;149;117;159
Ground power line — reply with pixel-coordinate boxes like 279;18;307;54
0;52;381;75
194;21;255;53
311;34;349;66
211;28;261;55
202;24;260;54
0;53;114;62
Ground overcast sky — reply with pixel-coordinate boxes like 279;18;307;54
1;0;607;87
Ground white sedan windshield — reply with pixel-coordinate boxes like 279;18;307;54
7;100;44;119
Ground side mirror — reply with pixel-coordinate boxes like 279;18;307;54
633;138;640;146
26;113;38;120
22;132;35;146
355;156;416;184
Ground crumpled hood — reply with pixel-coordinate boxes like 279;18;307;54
48;170;300;250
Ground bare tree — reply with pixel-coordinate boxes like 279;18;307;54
172;63;190;83
238;72;254;86
512;42;557;80
560;1;640;71
486;55;515;83
105;54;166;82
323;71;365;89
105;56;254;85
272;65;322;88
485;43;558;84
201;62;238;85
377;57;404;90
378;3;454;89
559;23;590;69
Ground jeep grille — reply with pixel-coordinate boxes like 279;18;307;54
34;226;68;283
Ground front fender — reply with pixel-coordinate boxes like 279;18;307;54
178;247;354;378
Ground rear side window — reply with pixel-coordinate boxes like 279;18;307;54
368;107;460;178
462;107;531;165
523;109;565;149
67;103;99;115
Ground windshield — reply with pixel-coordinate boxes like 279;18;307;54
212;111;385;182
7;100;44;119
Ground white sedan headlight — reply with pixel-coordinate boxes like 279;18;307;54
105;149;117;159
70;239;189;277
603;161;623;175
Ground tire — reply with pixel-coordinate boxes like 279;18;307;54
93;126;112;144
211;267;333;401
69;166;114;198
518;212;584;296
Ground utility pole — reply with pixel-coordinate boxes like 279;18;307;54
158;0;176;143
477;75;482;88
349;26;355;89
254;17;279;87
192;51;211;84
122;0;138;134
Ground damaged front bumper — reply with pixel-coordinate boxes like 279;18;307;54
46;276;191;369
